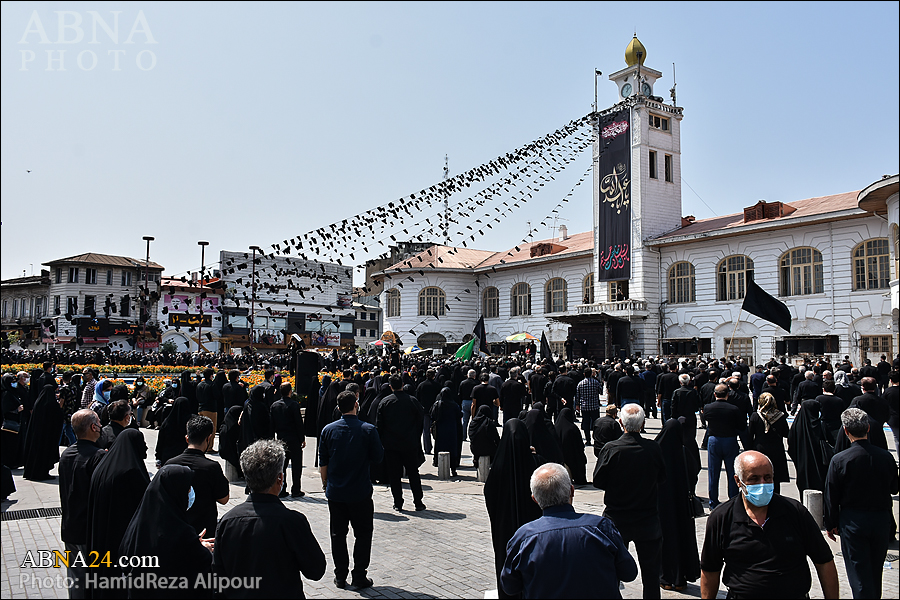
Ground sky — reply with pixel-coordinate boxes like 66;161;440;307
2;1;898;284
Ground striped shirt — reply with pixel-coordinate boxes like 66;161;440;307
575;376;602;412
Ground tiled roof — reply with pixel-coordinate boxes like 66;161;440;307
651;191;862;242
379;231;593;274
43;253;164;270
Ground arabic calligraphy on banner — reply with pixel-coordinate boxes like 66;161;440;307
596;108;631;281
169;313;213;327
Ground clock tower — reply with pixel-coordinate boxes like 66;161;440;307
586;35;684;358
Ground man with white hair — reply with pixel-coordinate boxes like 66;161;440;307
593;404;665;599
700;450;838;599
501;463;637;598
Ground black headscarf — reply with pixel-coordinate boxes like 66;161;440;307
155;397;192;464
554;408;587;484
119;464;213;598
22;384;64;480
524;403;564;464
468;404;500;460
787;399;832;493
655;419;700;587
88;428;150;598
484;419;543;599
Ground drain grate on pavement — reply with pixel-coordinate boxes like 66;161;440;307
1;507;63;521
886;553;899;563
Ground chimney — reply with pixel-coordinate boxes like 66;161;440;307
559;225;568;240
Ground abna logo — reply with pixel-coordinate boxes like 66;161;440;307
18;11;158;71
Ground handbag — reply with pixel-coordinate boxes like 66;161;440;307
2;418;20;434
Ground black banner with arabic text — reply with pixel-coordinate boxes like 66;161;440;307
596;108;631;281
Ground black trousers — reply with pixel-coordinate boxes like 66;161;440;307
384;448;423;507
623;536;662;599
581;409;599;441
840;508;892;599
328;498;374;582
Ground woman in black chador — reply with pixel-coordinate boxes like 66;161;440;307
787;399;831;494
155;397;192;466
22;384;64;481
655;418;700;591
554;407;588;485
119;464;213;598
468;404;500;470
430;385;463;475
484;419;544;599
88;428;150;599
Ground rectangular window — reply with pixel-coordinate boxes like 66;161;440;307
84;295;95;316
55;268;62;284
608;280;629;302
370;312;376;321
12;300;18;318
649;114;670;131
34;297;43;318
68;267;79;283
66;297;77;316
861;335;892;362
121;271;133;287
649;150;658;179
120;296;131;317
54;296;61;314
85;268;97;285
1;300;6;319
664;154;673;182
106;270;113;285
370;329;376;338
725;338;754;361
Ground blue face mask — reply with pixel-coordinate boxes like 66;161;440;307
103;391;111;401
187;486;195;510
741;482;774;507
11;382;16;388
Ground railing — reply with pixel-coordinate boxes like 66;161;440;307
576;299;648;315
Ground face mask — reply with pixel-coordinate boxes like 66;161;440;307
11;382;17;388
103;391;111;401
136;382;143;387
187;486;195;510
741;482;774;507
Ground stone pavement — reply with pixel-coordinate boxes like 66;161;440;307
3;406;898;599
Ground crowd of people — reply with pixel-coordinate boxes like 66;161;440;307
1;348;898;599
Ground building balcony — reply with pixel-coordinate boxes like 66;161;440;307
576;299;649;319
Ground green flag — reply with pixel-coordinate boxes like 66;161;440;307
454;338;475;360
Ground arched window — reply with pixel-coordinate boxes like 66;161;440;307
544;278;567;313
582;274;594;304
668;262;696;304
418;286;445;316
717;255;754;301
780;247;823;296
417;332;447;349
385;288;401;317
482;287;499;318
853;238;890;290
511;282;531;317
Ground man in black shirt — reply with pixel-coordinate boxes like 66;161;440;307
593;404;665;599
824;408;899;599
471;373;500;418
700;450;838;599
850;377;890;426
215;440;326;598
97;400;133;449
416;369;440;454
222;369;248;411
703;384;745;509
655;363;680;422
58;409;106;599
615;366;643;409
458;369;478;436
167;415;230;537
270;382;306;498
376;375;426;512
551;365;577;420
499;367;527;424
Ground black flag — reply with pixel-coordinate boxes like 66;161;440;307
473;316;488;354
540;331;553;360
742;279;792;332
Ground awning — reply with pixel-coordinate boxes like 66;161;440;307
80;337;110;344
42;336;74;344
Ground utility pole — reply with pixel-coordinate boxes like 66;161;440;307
197;241;209;353
141;236;154;353
249;245;260;356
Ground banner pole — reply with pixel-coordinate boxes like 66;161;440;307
727;309;742;358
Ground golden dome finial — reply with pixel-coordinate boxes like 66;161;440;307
625;35;646;67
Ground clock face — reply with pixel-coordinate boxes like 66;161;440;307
642;83;652;96
621;83;632;98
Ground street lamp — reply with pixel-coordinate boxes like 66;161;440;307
197;241;209;354
141;236;154;353
249;245;260;356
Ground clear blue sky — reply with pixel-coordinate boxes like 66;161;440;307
2;1;898;282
